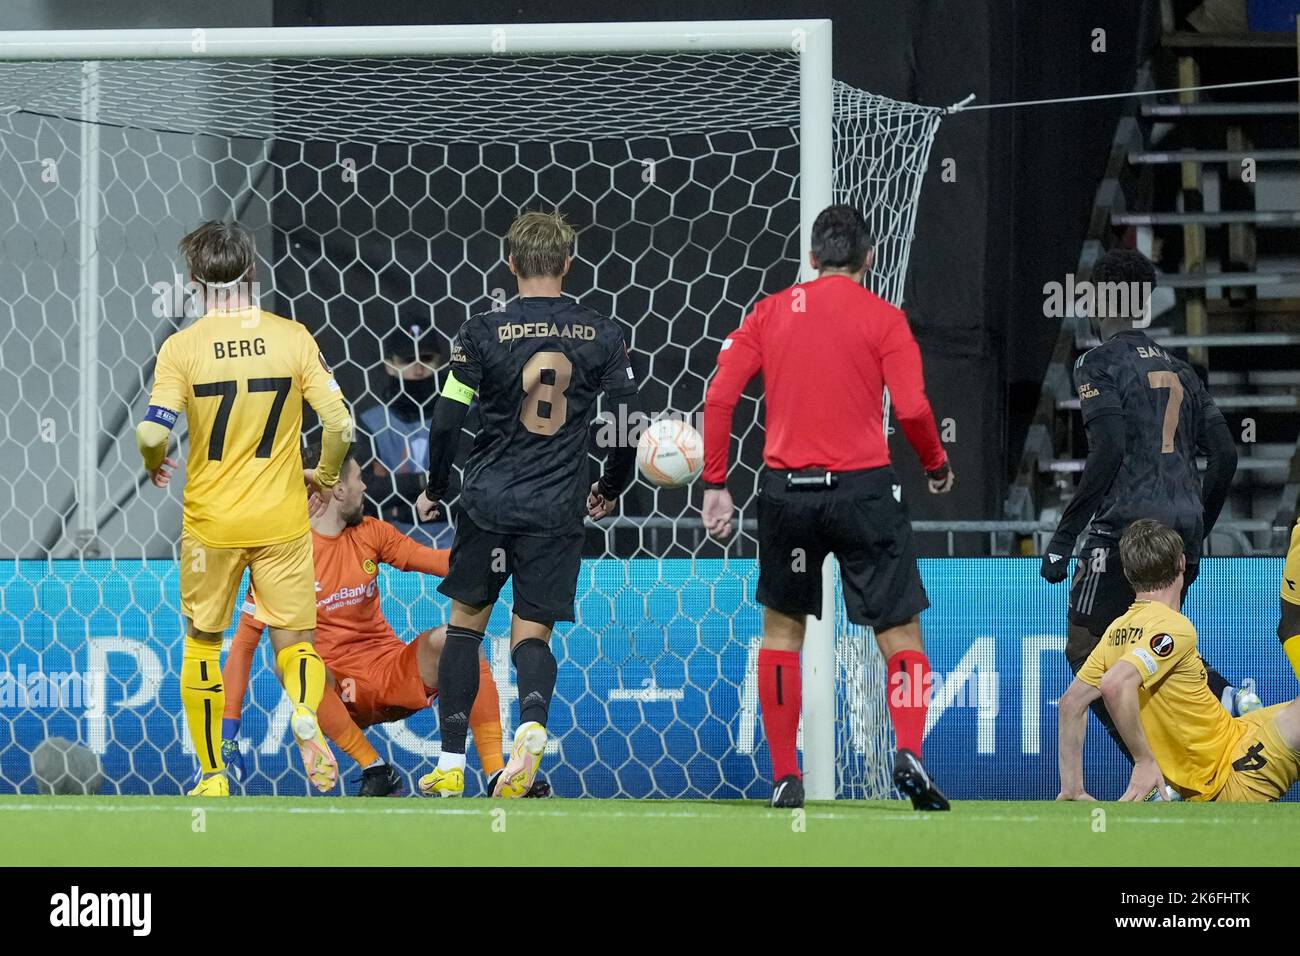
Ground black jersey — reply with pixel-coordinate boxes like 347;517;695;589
1073;329;1226;553
448;295;637;536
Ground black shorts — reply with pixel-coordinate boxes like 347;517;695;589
437;505;584;626
756;466;929;630
1067;537;1200;638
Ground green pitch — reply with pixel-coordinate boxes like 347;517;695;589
2;795;1298;866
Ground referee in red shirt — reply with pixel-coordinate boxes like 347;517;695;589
701;205;952;810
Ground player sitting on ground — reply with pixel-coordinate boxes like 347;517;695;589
414;209;642;799
138;220;351;798
1041;248;1254;762
220;445;545;797
1058;519;1300;802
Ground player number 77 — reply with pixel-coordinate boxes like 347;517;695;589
149;377;294;488
193;377;292;460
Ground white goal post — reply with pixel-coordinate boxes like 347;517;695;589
0;21;941;801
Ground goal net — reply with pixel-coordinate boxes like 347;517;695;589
0;27;942;798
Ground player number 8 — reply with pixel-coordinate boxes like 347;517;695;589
519;351;572;437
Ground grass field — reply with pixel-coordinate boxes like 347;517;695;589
3;794;1299;865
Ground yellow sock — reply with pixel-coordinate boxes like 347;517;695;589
1283;634;1300;683
181;635;225;774
276;641;326;713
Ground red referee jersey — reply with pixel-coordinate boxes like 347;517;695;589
702;273;946;484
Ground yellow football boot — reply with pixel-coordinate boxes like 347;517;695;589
291;704;338;793
418;766;465;798
492;721;548;798
187;771;230;797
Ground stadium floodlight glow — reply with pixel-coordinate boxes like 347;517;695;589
0;21;941;801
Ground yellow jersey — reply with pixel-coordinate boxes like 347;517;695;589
146;307;350;549
1077;600;1239;800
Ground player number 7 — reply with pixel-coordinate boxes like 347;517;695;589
1147;370;1183;454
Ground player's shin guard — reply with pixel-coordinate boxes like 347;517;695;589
275;641;326;712
470;658;504;775
758;648;801;780
181;635;225;775
318;686;380;768
512;638;556;727
436;625;484;766
886;649;930;758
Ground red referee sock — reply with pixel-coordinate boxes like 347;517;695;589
887;648;931;756
758;648;802;780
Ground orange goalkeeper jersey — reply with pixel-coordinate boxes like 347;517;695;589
243;517;448;673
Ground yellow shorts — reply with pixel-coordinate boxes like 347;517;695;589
1213;703;1300;803
180;530;316;633
1281;522;1300;606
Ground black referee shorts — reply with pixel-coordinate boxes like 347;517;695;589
1067;535;1201;638
438;505;585;626
756;466;929;630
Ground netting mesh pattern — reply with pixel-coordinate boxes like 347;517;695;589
0;51;942;798
0;53;804;143
0;559;769;797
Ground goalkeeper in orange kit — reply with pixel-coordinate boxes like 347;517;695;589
219;445;548;797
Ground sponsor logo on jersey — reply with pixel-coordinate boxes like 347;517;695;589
318;580;378;609
362;558;377;576
1150;632;1175;658
1077;382;1099;400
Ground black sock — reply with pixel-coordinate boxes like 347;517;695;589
437;625;484;756
512;637;556;727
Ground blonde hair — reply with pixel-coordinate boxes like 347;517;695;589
507;210;576;279
1119;519;1184;592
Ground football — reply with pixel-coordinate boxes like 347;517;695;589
636;418;704;488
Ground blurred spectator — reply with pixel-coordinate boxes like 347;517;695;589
356;319;452;546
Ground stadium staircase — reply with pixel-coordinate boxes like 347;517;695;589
1011;4;1300;556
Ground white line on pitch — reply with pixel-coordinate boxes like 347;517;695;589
0;802;1270;826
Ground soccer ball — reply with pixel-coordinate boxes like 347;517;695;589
32;736;104;795
637;419;704;488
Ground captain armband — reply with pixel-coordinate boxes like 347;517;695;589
143;405;179;430
442;371;476;406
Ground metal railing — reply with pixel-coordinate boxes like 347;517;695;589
587;516;1283;556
